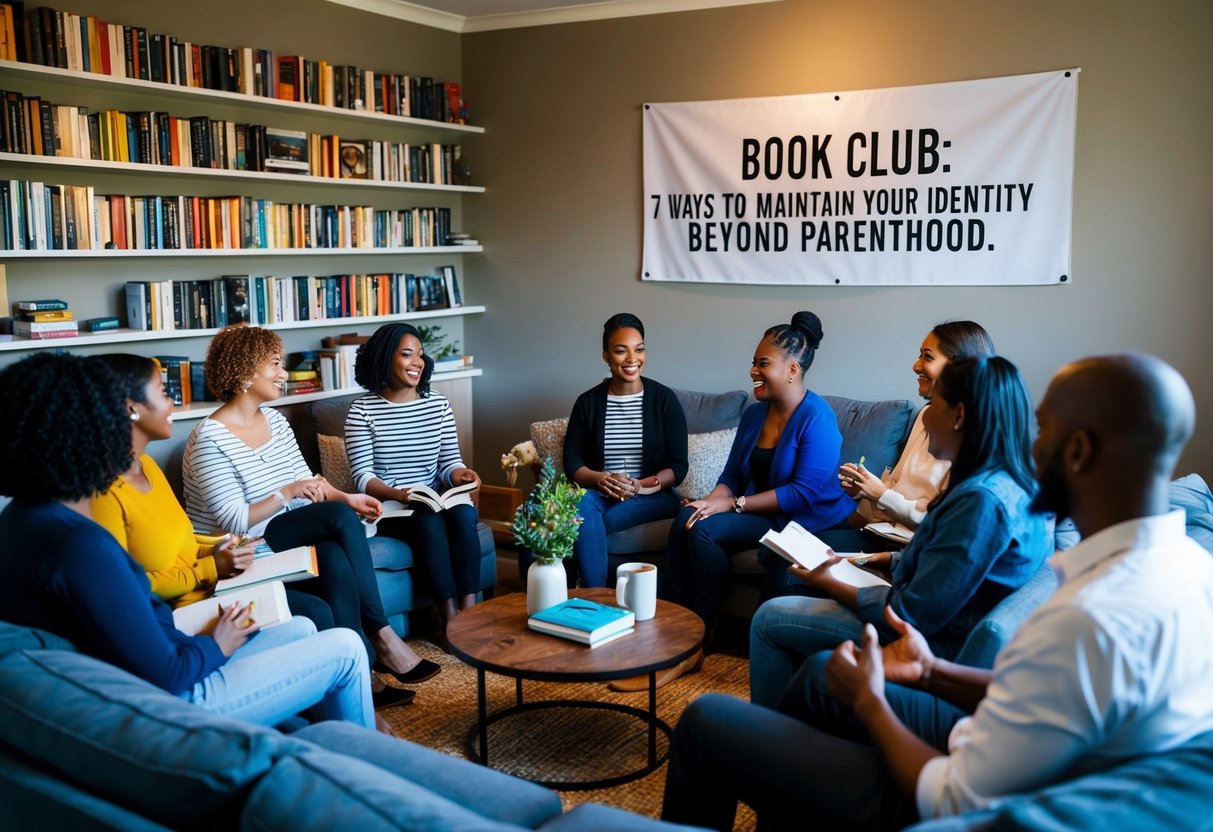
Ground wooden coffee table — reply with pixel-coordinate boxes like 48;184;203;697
446;588;704;790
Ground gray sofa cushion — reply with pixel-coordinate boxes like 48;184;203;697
542;803;713;831
0;622;75;658
822;396;917;476
1170;473;1213;554
0;649;305;830
305;395;361;439
241;750;528;832
294;721;563;829
673;389;749;434
953;562;1057;669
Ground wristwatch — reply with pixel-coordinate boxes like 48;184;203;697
734;495;747;513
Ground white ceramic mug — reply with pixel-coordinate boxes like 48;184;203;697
615;561;658;621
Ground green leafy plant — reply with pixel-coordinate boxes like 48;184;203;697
512;457;584;564
416;324;461;361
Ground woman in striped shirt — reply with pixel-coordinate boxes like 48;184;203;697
563;313;689;588
183;325;440;689
346;323;482;632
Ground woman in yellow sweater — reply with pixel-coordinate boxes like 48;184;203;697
89;353;414;711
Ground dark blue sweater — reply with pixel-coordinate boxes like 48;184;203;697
0;500;226;694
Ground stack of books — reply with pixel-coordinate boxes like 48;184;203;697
528;598;635;647
13;299;78;339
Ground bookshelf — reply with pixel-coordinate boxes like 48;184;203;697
0;9;485;462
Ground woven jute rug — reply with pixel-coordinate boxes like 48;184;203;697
380;636;757;830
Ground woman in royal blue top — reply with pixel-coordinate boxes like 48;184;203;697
666;311;853;634
749;356;1051;707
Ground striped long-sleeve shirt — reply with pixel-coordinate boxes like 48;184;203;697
344;393;463;493
183;407;313;535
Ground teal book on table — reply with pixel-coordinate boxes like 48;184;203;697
528;598;635;645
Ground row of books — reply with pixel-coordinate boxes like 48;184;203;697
124;269;464;332
0;180;456;250
0;90;464;185
1;4;466;123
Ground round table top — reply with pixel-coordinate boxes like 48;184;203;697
446;589;704;683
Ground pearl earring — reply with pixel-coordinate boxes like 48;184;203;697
130;412;140;422
241;380;253;392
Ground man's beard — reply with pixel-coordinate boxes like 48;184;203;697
1030;444;1071;520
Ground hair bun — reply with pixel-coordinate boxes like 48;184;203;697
791;311;823;349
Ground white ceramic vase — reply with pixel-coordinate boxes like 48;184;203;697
527;559;568;614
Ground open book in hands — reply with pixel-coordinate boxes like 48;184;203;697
172;580;292;636
863;521;914;544
214;545;318;593
397;480;479;512
760;522;891;589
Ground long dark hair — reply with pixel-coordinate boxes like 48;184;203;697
354;322;434;397
765;310;824;375
932;356;1036;503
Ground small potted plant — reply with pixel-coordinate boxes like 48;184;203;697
513;457;584;613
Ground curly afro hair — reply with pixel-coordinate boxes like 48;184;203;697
354;323;434;398
204;324;283;402
0;353;132;502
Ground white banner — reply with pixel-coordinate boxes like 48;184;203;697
642;69;1078;285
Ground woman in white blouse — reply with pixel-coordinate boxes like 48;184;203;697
183;324;440;690
818;321;995;555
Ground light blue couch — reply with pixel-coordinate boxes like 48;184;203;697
0;621;704;831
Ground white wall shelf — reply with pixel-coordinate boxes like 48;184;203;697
0;306;486;353
0;246;483;259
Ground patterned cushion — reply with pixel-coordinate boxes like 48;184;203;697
676;428;736;500
316;434;354;494
528;417;569;473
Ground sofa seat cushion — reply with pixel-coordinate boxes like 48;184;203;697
294;721;563;828
607;519;672;555
0;649;304;830
368;535;415;571
541;802;712;831
241;749;529;832
0;621;75;659
822;396;916;476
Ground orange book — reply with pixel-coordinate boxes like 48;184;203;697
276;56;302;102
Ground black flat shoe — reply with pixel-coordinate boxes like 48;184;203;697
372;685;416;710
373;658;442;685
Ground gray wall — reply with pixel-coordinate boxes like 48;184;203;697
461;0;1213;484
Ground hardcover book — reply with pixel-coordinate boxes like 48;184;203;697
528;598;636;646
172;579;292;636
214;545;319;593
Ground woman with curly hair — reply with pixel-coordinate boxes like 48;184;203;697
0;352;377;729
347;323;482;632
92;353;414;710
183;325;440;687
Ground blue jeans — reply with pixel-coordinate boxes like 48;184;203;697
187;616;373;729
573;489;680;587
665;504;776;623
380;503;482;601
749;595;865;708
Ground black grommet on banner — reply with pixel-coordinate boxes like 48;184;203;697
1060;275;1069;282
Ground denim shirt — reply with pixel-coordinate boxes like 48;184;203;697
855;468;1051;659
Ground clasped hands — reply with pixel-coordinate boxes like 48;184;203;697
825;606;937;714
599;471;640;502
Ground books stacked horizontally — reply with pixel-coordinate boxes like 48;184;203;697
528;598;635;647
13;299;78;339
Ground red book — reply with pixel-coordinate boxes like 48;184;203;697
97;20;111;75
276;56;302;102
109;195;126;248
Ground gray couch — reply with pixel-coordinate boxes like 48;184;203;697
0;620;703;831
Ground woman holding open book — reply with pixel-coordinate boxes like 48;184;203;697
0;352;378;730
346;323;482;633
562;313;688;588
748;356;1051;708
183;325;441;691
816;320;996;554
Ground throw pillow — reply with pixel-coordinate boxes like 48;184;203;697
529;417;569;474
316;434;355;493
676;428;736;501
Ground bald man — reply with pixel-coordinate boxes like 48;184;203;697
662;354;1213;831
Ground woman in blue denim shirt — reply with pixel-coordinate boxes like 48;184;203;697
749;356;1050;707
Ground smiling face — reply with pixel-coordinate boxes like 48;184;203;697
922;385;964;461
248;352;287;403
603;326;645;393
750;336;799;401
912;331;947;399
130;365;174;442
389;333;426;396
